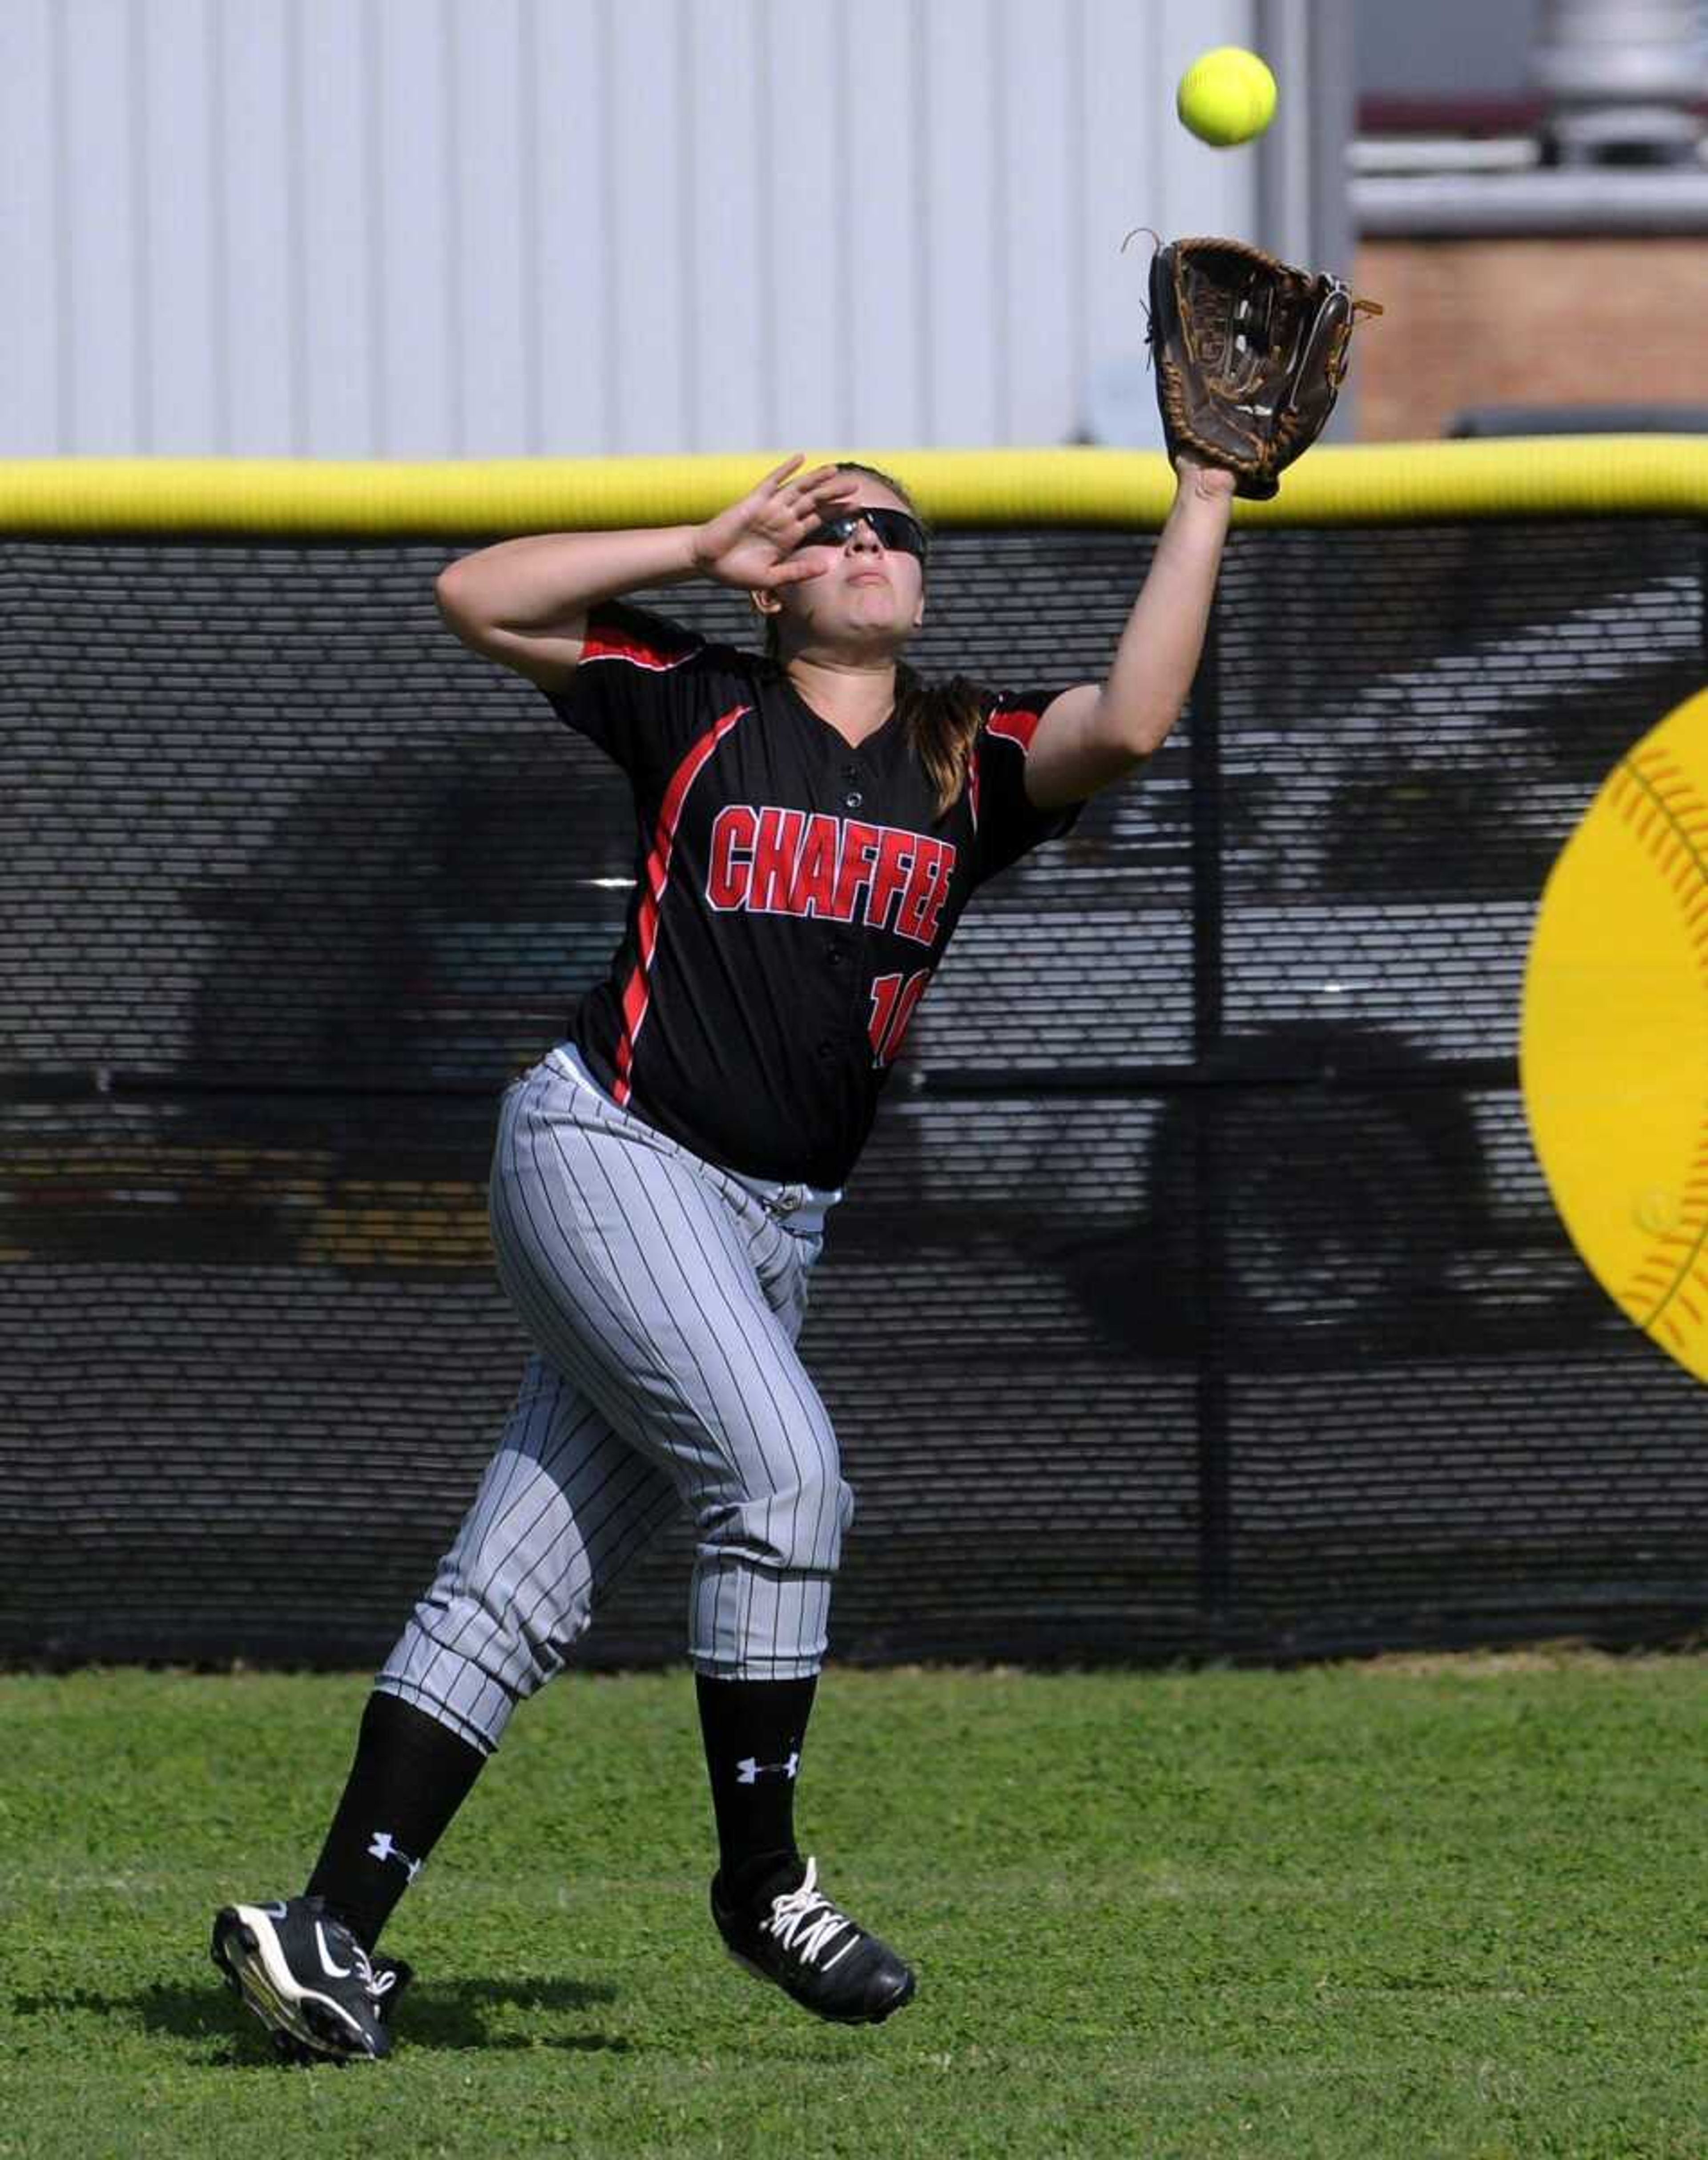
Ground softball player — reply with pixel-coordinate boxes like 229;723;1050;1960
211;451;1235;2061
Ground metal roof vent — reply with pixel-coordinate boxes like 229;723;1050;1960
1532;0;1707;164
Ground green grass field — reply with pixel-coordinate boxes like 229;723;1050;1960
1;1652;1703;2159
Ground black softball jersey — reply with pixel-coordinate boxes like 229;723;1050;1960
544;601;1082;1189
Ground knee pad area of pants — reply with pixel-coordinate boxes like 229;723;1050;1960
703;1471;854;1577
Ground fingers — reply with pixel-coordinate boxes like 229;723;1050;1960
758;454;806;492
740;461;856;553
764;557;830;586
730;460;863;580
780;472;855;525
758;455;838;499
746;469;860;565
774;472;860;545
762;459;859;506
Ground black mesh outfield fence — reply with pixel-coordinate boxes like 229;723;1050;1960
4;450;1707;1667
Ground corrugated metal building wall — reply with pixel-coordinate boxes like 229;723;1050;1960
1;0;1345;459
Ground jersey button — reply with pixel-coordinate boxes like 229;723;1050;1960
844;790;863;810
826;942;845;968
816;1041;836;1060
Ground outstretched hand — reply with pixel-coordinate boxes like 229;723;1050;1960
692;456;862;591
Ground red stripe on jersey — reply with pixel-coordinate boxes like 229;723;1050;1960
986;707;1043;752
581;624;697;673
612;703;748;1105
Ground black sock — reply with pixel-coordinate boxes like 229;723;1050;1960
695;1672;817;1910
303;1691;488;1949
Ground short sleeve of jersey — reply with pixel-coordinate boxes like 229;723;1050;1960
540;601;709;793
968;689;1085;887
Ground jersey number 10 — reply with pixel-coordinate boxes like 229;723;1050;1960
868;969;933;1068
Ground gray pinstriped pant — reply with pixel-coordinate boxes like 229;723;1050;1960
375;1047;851;1753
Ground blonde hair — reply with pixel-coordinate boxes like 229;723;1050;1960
764;460;985;821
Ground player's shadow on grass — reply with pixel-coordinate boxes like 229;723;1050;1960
15;1976;630;2063
391;1976;631;2056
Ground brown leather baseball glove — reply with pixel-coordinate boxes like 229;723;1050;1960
1147;236;1382;500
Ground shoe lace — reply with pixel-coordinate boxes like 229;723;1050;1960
759;1858;857;1972
348;1942;396;2002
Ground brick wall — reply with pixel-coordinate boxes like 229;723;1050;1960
1351;237;1708;440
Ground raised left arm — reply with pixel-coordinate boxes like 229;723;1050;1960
1023;460;1235;810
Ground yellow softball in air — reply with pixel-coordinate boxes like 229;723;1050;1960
1176;46;1277;148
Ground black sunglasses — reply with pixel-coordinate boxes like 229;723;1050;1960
798;506;929;561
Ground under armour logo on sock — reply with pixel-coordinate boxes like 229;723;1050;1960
735;1752;800;1785
367;1829;423;1881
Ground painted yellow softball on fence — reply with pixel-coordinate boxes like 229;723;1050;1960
1521;686;1708;1380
